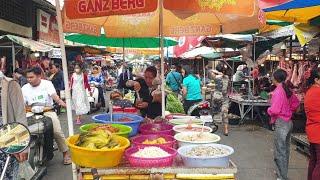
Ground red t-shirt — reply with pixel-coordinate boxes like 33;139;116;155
305;86;320;144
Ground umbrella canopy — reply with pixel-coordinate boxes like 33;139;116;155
0;35;53;52
264;0;320;23
65;34;178;48
63;0;260;37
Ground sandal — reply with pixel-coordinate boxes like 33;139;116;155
63;156;72;165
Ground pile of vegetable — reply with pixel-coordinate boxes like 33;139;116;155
142;137;167;145
166;93;184;114
75;130;120;150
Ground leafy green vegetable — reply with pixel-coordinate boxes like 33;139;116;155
166;93;185;114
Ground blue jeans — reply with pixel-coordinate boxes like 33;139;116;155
274;118;293;180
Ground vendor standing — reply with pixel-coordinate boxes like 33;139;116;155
126;66;161;119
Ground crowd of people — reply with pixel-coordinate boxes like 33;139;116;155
0;53;319;180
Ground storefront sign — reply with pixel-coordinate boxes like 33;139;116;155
37;9;59;45
65;0;158;19
48;48;62;59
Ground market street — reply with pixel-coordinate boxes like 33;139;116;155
44;110;308;180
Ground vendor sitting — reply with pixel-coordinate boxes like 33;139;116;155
232;65;246;82
126;66;162;119
110;90;133;108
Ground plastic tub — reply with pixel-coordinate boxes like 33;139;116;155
79;123;132;138
125;146;177;167
177;144;234;168
139;123;174;136
174;132;221;147
123;107;138;114
169;118;203;125
173;124;212;134
92;113;144;137
66;134;130;168
131;134;176;148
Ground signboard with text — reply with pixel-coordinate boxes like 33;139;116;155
37;9;60;45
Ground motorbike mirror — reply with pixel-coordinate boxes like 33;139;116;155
0;122;31;155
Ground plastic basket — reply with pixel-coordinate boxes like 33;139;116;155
66;135;130;168
125;146;177;167
139;123;174;136
131;134;176;148
92;113;144;137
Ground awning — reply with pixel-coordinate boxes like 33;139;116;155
0;35;53;52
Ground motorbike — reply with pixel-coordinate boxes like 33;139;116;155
26;104;54;180
187;101;218;133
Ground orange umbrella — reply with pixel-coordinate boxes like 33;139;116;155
63;0;261;37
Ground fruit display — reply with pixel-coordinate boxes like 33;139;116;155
142;137;167;145
91;124;120;133
75;130;120;150
132;146;170;158
186;145;231;157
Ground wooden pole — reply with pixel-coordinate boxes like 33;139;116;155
54;1;77;180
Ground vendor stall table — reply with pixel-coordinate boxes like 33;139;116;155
78;160;237;180
291;133;309;156
229;96;270;124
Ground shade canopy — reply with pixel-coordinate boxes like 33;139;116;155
264;0;320;23
65;34;178;48
63;0;260;37
0;35;53;52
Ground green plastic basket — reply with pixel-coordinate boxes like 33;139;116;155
79;123;132;138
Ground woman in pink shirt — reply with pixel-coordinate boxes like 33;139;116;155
268;69;299;180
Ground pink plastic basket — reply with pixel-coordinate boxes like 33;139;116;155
131;134;176;148
125;146;177;167
139;123;174;136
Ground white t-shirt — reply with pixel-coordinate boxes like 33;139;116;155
22;80;57;107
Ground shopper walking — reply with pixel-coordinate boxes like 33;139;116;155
89;66;106;108
267;69;299;180
70;63;90;125
211;62;230;136
182;67;202;113
304;68;320;180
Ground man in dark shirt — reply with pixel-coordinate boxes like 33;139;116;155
126;66;161;118
49;63;65;96
13;68;28;87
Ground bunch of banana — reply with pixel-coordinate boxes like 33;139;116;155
76;130;120;149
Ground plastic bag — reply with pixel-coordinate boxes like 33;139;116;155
18;161;35;180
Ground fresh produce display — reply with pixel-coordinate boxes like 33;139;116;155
91;125;120;133
132;146;170;158
75;130;120;149
142;137;167;145
166;93;185;114
117;117;133;122
186;146;230;157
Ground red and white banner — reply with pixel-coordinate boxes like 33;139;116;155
173;36;205;57
258;0;292;9
37;9;60;45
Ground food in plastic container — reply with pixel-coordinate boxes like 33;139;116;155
139;123;174;136
131;134;176;148
118;117;133;122
125;146;177;167
91;124;120;133
75;130;120;150
174;132;221;147
132;147;170;158
173;124;212;134
177;144;234;168
142;137;167;145
79;123;132;138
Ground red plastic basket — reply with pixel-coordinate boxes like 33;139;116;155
139;123;174;136
125;146;177;167
131;134;176;148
